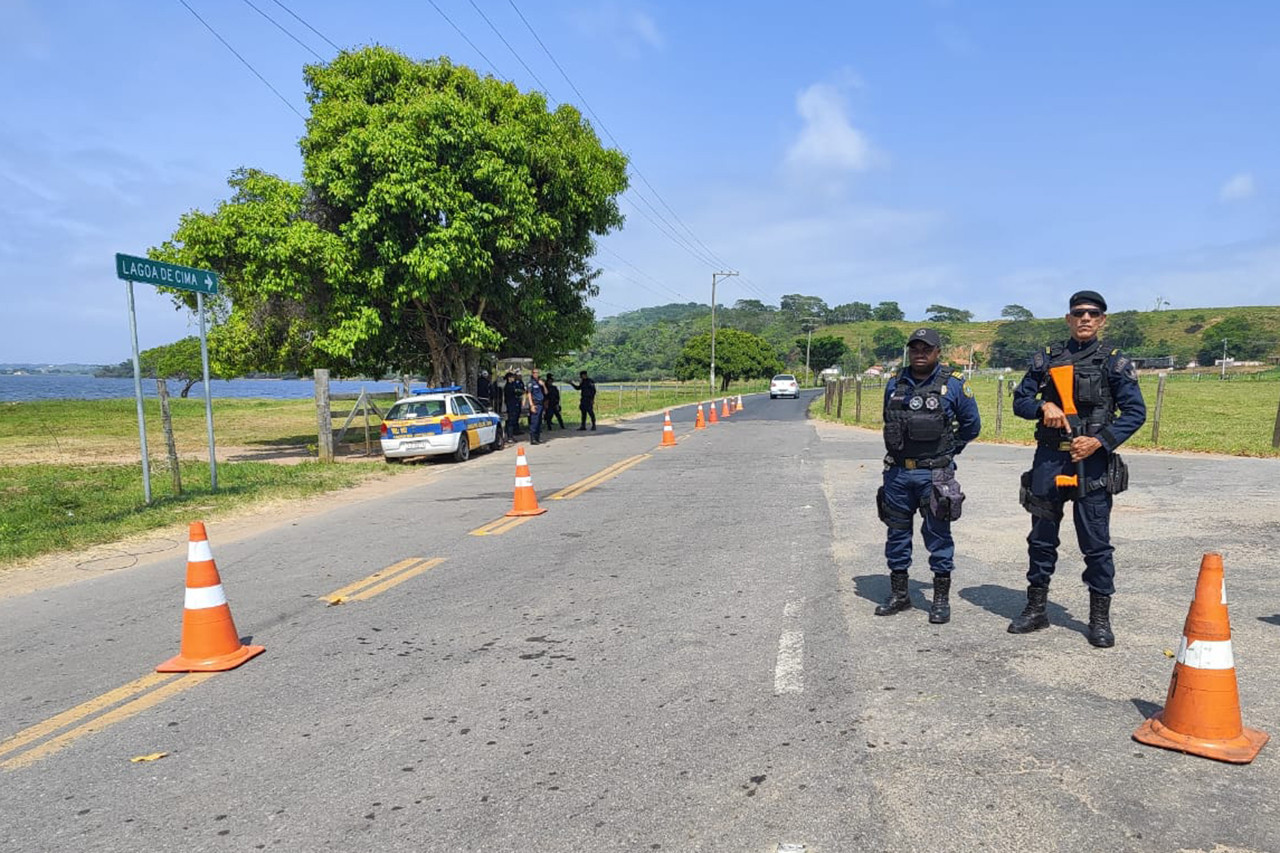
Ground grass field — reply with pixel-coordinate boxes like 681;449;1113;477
814;371;1280;457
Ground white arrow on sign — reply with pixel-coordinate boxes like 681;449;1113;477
204;275;215;289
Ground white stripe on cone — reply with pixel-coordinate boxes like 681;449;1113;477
185;584;229;610
515;476;533;488
1176;636;1235;670
188;540;214;562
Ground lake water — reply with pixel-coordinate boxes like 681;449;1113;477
0;374;404;403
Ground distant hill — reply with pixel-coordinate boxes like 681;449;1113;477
0;363;103;375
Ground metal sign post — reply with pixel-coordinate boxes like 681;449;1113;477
125;281;152;504
115;253;221;499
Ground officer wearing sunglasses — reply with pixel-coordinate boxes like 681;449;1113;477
1009;290;1146;648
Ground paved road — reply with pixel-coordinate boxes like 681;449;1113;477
1;392;1277;852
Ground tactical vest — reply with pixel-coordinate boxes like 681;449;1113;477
1034;339;1116;444
883;368;956;462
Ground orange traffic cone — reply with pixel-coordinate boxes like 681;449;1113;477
1133;553;1269;763
505;445;547;517
708;402;719;424
721;399;731;419
157;522;265;672
736;394;744;411
695;404;706;430
660;410;677;447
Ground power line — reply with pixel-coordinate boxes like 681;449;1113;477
426;0;502;77
177;0;306;120
269;0;342;53
466;0;553;95
241;0;324;61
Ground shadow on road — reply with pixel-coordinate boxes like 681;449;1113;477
851;573;938;613
959;583;1090;637
1259;614;1280;627
1131;698;1163;720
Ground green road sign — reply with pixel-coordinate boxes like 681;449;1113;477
115;253;219;294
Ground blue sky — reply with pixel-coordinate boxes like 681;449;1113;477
2;0;1276;364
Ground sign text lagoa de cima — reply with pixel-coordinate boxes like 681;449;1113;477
115;253;221;502
116;254;219;294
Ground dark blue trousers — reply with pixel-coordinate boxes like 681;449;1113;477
1025;446;1116;595
882;465;954;575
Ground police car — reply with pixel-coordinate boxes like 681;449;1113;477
379;386;504;463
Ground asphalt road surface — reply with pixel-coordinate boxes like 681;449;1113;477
2;391;1278;852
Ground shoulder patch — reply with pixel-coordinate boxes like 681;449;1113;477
962;381;974;398
1031;351;1047;370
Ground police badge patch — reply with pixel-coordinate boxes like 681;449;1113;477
909;396;924;410
924;396;940;410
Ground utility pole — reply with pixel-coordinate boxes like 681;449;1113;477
1221;338;1229;380
802;318;820;386
710;271;738;396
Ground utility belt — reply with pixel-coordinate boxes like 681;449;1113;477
884;453;953;470
878;465;965;527
1018;453;1130;519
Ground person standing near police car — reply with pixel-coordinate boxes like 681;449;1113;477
503;370;525;440
875;328;981;624
525;367;547;444
1009;290;1146;648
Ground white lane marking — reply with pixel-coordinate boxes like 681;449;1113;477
774;630;805;694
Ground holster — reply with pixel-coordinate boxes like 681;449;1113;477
876;486;913;531
1019;470;1063;521
927;467;965;521
1090;453;1129;495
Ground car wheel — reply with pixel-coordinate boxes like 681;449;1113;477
384;456;403;464
453;436;470;463
490;431;504;453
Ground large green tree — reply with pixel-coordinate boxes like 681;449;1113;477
925;304;974;323
155;48;628;389
1197;316;1271;366
872;326;908;360
873;301;905;321
140;337;215;397
797;334;849;371
675;328;782;391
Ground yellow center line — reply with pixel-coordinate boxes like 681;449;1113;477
470;515;536;536
321;557;428;603
347;557;445;601
1;673;214;772
553;453;651;500
0;672;179;759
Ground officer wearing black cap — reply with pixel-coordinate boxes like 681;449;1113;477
1009;290;1146;647
875;327;981;624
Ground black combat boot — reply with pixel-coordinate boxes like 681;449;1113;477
1087;591;1115;648
1007;585;1050;634
874;571;911;616
929;574;951;624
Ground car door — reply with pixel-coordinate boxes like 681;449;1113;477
450;395;479;449
465;395;496;445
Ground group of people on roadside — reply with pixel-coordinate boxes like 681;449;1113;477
476;368;598;445
873;289;1146;650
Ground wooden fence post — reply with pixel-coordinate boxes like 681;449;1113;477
1272;386;1280;450
156;378;182;495
855;376;863;422
1151;373;1168;445
315;368;334;463
995;377;1004;438
836;378;845;419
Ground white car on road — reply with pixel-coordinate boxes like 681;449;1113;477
379;387;504;463
770;374;800;399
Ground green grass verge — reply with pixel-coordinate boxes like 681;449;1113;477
813;373;1280;457
0;459;390;567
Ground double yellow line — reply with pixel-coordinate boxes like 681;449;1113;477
0;672;214;772
321;557;444;604
549;453;651;501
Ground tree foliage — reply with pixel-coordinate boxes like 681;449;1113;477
140;337;213;397
832;301;873;322
873;301;905;321
1198;316;1270;365
798;334;849;370
1103;310;1145;351
675;328;782;391
154;48;628;389
1001;304;1034;321
872;326;908;360
925;304;974;323
987;319;1063;367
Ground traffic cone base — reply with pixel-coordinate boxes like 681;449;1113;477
506;446;547;517
1133;713;1268;764
1132;553;1268;764
157;522;265;673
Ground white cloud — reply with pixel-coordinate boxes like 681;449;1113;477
571;3;663;56
784;82;880;177
1219;172;1256;202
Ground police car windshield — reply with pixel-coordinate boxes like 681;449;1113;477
388;400;446;419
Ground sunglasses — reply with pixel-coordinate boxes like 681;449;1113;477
1070;308;1103;318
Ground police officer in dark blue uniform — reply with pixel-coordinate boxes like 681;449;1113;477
875;328;982;624
1009;290;1146;648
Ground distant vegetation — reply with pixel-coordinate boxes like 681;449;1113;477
571;301;1280;380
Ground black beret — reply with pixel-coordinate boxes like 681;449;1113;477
1069;290;1107;313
